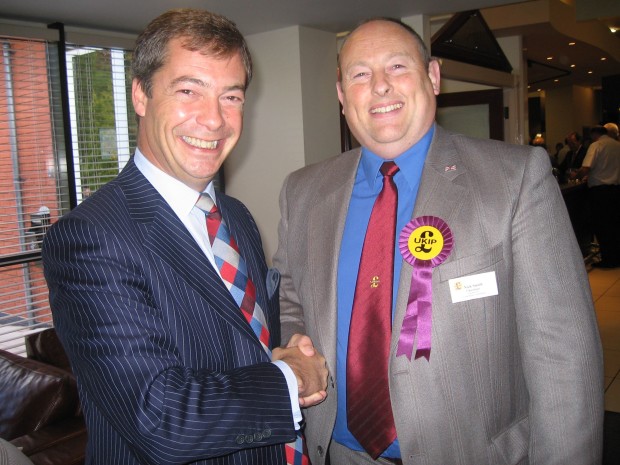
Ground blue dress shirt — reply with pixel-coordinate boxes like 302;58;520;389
333;125;434;457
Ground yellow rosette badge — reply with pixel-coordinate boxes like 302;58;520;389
408;225;444;262
398;216;453;360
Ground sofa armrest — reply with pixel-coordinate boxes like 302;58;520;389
10;416;86;465
25;329;72;374
0;349;80;440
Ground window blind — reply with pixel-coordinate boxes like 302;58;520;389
0;35;135;354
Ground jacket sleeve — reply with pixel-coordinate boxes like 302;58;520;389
512;147;604;464
273;173;308;346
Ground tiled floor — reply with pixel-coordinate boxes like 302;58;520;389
589;265;620;412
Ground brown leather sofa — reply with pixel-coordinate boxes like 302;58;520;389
0;329;86;465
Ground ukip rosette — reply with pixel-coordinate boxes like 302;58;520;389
397;216;453;360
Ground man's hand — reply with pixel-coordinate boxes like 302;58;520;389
273;334;328;407
286;333;316;355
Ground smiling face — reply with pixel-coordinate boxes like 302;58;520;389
132;38;246;191
337;20;441;159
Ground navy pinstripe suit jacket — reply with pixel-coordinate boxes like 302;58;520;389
42;158;293;465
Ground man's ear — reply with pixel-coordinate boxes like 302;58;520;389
428;59;441;96
336;81;345;113
132;78;147;117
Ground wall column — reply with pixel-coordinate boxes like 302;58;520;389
226;26;340;262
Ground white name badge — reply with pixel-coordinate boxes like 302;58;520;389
449;271;498;303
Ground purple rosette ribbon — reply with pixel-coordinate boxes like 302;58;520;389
397;216;453;361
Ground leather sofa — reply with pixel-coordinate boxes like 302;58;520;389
0;329;86;465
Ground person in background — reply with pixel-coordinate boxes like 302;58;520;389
572;125;620;268
274;17;603;465
604;122;619;140
531;135;556;168
559;131;588;182
555;139;570;167
43;8;327;465
551;141;565;168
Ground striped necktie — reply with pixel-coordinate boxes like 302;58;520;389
196;193;310;465
196;193;271;353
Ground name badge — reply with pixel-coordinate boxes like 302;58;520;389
449;271;498;303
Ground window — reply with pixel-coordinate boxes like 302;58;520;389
0;34;136;355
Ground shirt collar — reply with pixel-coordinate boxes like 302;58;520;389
133;149;216;218
360;124;435;191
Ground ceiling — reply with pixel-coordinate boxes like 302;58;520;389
517;23;620;91
0;0;530;36
1;0;619;91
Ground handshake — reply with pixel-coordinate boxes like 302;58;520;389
272;334;328;407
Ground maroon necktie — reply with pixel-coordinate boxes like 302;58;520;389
347;161;399;459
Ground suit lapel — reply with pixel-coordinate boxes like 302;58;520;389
391;127;467;359
307;149;361;370
118;161;259;347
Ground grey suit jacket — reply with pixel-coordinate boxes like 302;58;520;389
274;126;604;465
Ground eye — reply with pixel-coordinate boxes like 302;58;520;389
221;93;245;105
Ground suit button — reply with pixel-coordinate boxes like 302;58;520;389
263;429;272;438
235;435;245;444
317;446;324;457
254;432;263;441
245;434;254;443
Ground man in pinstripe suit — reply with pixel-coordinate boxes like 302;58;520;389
42;9;327;465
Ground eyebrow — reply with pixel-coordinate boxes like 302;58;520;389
344;52;414;70
168;75;245;93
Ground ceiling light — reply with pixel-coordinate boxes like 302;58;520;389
554;79;559;82
546;56;553;60
610;27;618;33
570;64;576;68
588;70;593;74
601;57;607;61
568;42;576;46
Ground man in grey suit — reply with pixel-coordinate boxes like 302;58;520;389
274;18;604;465
43;9;326;464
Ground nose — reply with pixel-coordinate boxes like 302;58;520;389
196;97;225;131
372;71;391;97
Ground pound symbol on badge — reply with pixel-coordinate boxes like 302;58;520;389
414;230;435;254
370;276;380;288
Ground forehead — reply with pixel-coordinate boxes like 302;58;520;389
161;40;245;77
340;21;421;66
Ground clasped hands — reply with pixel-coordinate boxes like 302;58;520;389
272;334;328;407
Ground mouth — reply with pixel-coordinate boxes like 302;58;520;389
370;103;403;114
181;135;219;149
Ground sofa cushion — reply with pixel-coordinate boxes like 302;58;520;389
0;349;79;440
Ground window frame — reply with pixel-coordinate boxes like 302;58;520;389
0;22;136;355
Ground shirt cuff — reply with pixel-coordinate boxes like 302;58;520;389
272;360;302;430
